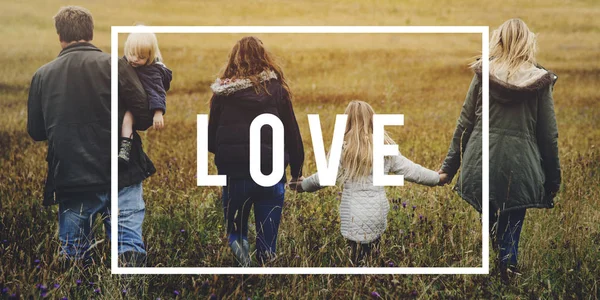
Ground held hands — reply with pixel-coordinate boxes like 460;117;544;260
288;176;304;192
437;169;450;186
153;111;164;130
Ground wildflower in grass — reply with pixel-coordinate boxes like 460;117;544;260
34;259;40;264
60;297;68;300
411;290;418;296
393;204;399;210
53;283;60;289
1;287;8;294
371;291;381;298
388;261;395;267
88;282;94;287
180;229;185;233
419;214;423;220
402;202;407;208
174;290;180;296
2;240;7;244
36;265;40;269
41;291;48;298
75;280;82;286
412;205;416;210
40;284;48;291
122;289;127;295
94;288;101;294
210;293;218;300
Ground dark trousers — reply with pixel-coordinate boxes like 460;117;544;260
348;237;380;265
490;208;526;267
222;179;285;262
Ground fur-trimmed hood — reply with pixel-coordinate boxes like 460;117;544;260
210;70;278;96
475;63;557;104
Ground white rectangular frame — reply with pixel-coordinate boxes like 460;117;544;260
111;26;489;275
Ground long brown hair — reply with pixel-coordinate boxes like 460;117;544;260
221;36;291;97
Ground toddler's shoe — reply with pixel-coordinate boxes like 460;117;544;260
118;137;133;165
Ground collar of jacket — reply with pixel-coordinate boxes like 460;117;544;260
210;70;278;96
58;42;102;57
474;65;557;104
474;65;556;91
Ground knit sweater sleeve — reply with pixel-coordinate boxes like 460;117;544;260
390;154;440;186
301;172;326;193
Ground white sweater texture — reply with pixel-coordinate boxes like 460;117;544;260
301;154;440;243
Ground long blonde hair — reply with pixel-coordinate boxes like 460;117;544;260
472;18;537;78
221;36;291;97
124;31;163;65
339;100;394;183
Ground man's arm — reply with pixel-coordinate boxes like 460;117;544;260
118;58;153;131
27;72;47;141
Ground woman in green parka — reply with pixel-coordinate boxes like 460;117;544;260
440;19;561;278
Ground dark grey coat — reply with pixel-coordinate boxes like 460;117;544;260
28;43;112;204
27;43;156;205
441;66;561;213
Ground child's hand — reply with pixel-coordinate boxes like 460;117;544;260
153;111;164;130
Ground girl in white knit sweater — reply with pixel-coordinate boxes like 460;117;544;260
296;100;447;265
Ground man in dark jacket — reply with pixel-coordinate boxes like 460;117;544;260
27;6;155;267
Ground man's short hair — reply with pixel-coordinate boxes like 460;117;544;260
54;6;94;42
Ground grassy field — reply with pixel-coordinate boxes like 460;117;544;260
1;0;600;299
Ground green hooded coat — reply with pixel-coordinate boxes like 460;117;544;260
441;65;561;213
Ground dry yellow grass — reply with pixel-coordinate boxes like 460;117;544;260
1;0;599;298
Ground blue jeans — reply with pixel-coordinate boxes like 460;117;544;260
222;179;285;261
58;182;146;259
490;208;526;267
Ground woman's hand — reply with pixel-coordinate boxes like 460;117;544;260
437;169;450;186
153;111;164;130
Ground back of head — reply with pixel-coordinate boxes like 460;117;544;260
54;6;94;43
340;101;376;183
480;18;538;78
124;30;162;65
222;36;291;96
340;100;396;183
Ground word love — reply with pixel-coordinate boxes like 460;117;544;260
197;114;404;187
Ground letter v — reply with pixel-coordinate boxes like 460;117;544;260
308;114;347;186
